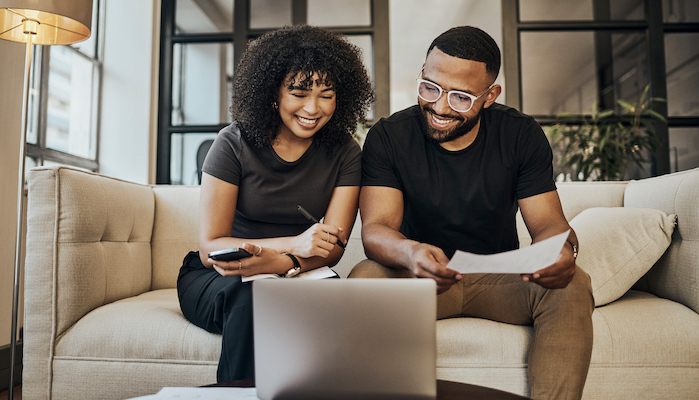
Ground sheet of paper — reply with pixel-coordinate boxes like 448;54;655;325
155;387;259;399
447;230;570;274
241;265;337;282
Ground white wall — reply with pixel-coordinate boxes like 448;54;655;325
0;40;25;349
98;0;158;184
389;0;504;114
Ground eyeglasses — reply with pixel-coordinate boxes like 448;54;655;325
416;78;492;113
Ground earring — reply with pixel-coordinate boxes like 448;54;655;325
272;102;278;111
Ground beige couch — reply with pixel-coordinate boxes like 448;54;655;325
23;166;699;399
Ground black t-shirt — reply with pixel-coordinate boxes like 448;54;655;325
203;122;362;239
361;104;555;258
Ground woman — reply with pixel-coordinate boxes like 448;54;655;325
176;25;373;382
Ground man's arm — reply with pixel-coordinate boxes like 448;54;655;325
518;190;578;289
360;185;461;293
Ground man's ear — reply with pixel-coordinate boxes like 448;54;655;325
483;84;502;108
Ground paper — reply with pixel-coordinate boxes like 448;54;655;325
241;265;337;282
447;230;570;274
154;387;259;399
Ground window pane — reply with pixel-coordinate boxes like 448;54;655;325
170;133;219;185
172;42;234;126
26;46;42;145
46;46;98;159
521;32;597;115
521;32;650;115
307;0;371;27
176;0;233;34
665;33;699;117
345;34;374;120
663;0;699;23
609;33;650;111
519;0;593;21
250;0;291;29
669;127;699;172
609;0;645;20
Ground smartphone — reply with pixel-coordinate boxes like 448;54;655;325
208;248;253;261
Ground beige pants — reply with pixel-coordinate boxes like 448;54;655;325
349;259;594;400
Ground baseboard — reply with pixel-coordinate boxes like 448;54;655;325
0;340;23;392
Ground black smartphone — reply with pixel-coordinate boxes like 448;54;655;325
208;248;253;261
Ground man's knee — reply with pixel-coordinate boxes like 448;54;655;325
567;266;595;310
348;259;412;279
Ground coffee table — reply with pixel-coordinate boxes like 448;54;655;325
208;379;531;399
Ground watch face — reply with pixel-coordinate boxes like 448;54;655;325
285;267;301;278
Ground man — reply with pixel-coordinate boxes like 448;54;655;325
350;26;594;400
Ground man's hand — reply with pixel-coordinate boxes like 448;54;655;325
521;242;576;289
408;243;462;293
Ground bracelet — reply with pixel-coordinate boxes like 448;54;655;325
281;253;302;278
566;239;578;260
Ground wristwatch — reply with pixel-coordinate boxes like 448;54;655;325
567;240;578;260
282;253;302;278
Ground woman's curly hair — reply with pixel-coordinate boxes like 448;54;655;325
231;25;374;150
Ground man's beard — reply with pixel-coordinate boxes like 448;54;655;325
420;105;483;144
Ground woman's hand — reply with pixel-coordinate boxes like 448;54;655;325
209;243;290;277
291;223;345;258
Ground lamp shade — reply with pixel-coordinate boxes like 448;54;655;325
0;0;92;45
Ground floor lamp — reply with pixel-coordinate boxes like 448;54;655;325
0;2;92;398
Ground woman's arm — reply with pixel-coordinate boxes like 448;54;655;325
198;172;359;276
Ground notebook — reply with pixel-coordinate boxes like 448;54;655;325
253;278;437;400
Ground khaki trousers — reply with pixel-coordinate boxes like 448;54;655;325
349;259;594;400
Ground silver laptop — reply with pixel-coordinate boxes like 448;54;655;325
253;278;437;400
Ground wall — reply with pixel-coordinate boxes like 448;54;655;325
389;0;504;114
98;0;158;184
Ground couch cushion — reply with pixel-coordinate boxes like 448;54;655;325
435;290;699;397
151;186;201;289
569;207;676;306
54;289;221;362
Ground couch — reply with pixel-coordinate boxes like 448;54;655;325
23;166;699;399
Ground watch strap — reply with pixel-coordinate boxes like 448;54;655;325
282;253;302;278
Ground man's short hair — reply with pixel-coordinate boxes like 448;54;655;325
427;26;501;81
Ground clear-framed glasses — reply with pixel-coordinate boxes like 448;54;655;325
416;78;492;113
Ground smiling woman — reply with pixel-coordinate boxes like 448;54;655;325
176;25;374;383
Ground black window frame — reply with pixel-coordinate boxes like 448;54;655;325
502;0;699;176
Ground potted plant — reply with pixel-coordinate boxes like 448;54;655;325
545;85;666;181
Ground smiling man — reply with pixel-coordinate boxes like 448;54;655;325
350;26;594;400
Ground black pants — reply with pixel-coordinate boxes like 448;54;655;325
177;251;254;382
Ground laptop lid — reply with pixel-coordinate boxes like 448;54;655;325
253;278;437;400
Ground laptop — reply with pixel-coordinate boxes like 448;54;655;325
253;278;437;400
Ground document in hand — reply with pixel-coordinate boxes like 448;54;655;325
446;230;570;274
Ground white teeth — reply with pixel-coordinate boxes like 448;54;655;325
297;116;318;125
431;114;452;125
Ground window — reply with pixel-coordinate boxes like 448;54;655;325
502;0;699;177
157;0;389;184
26;0;104;172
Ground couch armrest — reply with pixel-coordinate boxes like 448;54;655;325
624;167;699;313
24;166;155;341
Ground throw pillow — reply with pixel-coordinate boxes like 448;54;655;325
569;207;676;306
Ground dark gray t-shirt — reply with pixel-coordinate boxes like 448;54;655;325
203;122;362;239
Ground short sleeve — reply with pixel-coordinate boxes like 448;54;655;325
515;119;556;199
202;125;243;185
335;139;362;187
361;122;402;189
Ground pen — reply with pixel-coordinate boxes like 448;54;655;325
297;204;346;249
